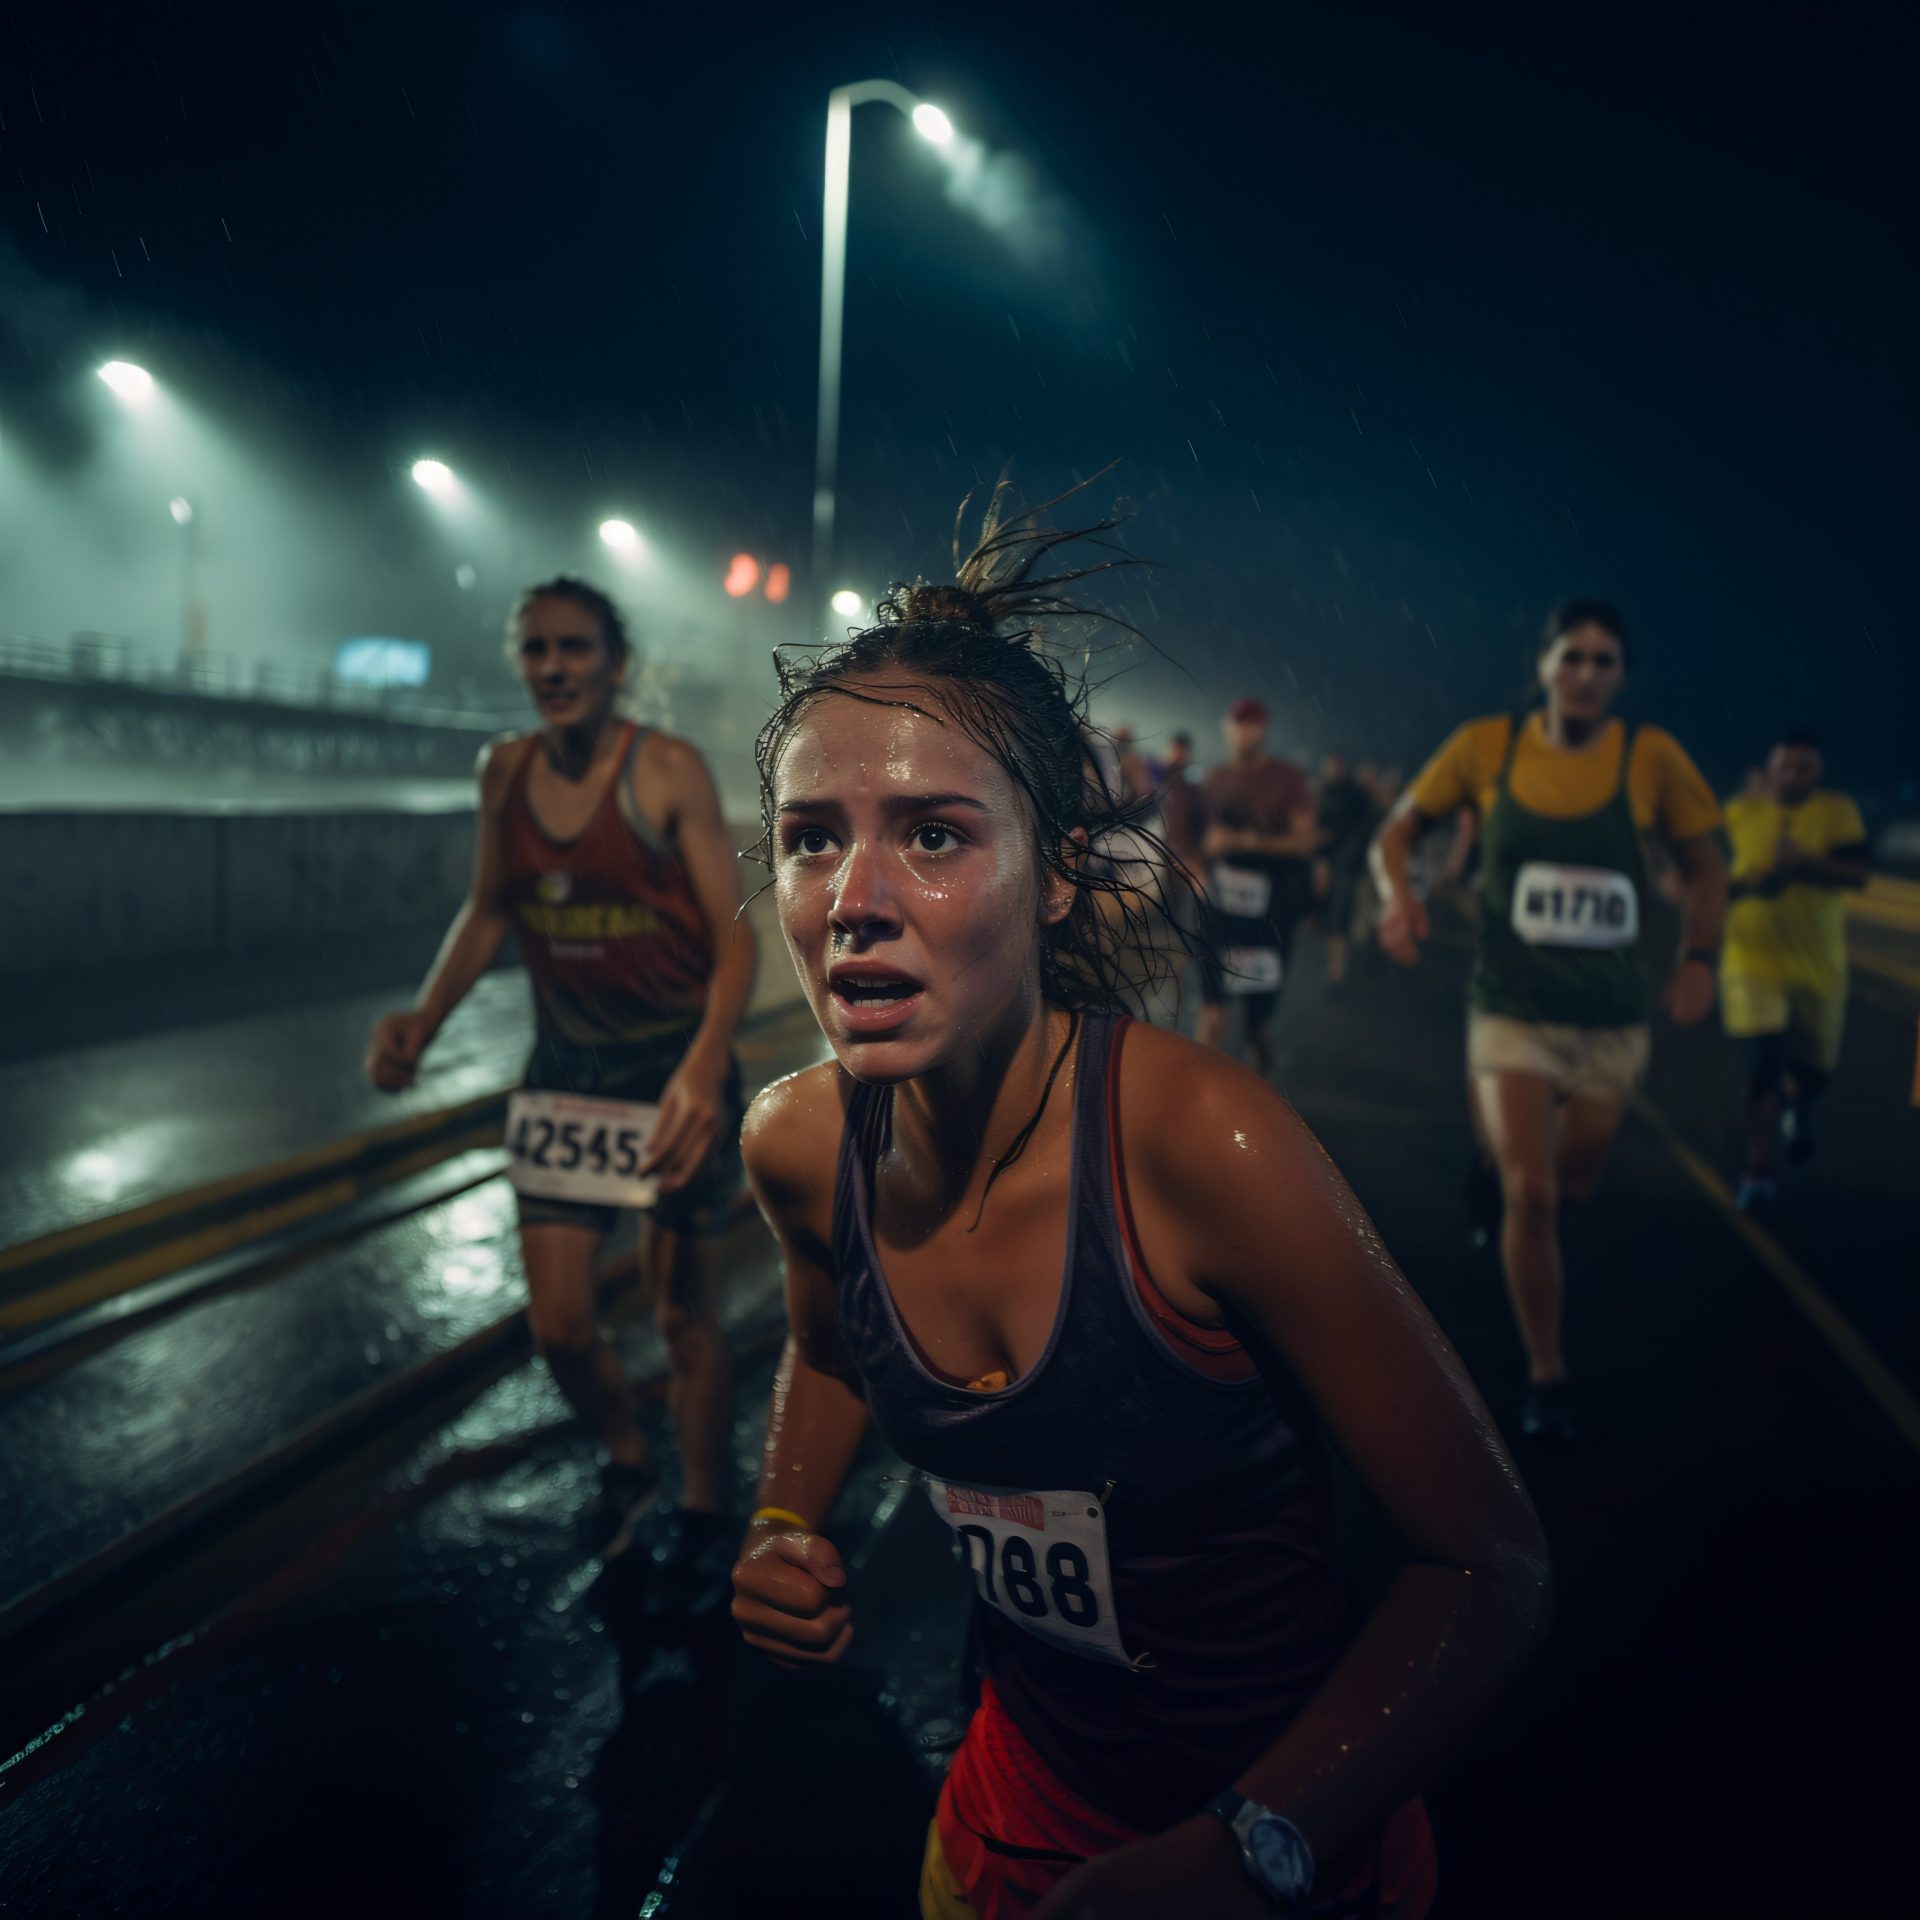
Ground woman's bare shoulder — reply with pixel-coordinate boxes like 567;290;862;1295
1117;1019;1324;1201
742;1058;854;1229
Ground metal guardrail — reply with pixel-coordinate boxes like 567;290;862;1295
0;631;520;733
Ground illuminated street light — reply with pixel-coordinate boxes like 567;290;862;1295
599;518;644;555
912;104;955;146
830;589;865;619
814;82;955;603
764;563;792;604
97;360;154;403
724;553;761;598
169;497;195;526
411;457;456;494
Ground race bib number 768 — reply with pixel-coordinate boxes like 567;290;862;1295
925;1477;1142;1668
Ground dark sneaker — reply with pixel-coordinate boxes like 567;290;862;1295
598;1459;663;1562
645;1510;736;1618
1520;1379;1574;1447
1735;1174;1778;1218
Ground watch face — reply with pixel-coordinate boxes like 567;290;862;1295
1247;1816;1314;1902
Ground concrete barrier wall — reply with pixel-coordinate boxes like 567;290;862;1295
0;810;794;1008
0;813;226;974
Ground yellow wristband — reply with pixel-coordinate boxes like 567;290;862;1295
750;1506;814;1533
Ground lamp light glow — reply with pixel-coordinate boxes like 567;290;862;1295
169;497;195;526
830;589;865;618
764;563;792;604
911;104;955;146
724;553;761;598
599;518;643;554
98;361;154;403
411;458;456;494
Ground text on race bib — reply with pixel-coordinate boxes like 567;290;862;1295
505;1089;660;1211
1221;945;1284;994
925;1478;1142;1669
1510;862;1640;950
1210;863;1273;919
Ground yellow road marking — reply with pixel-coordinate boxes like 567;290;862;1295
1852;949;1920;998
0;1088;509;1277
0;996;821;1330
1633;1095;1920;1455
0;1132;507;1333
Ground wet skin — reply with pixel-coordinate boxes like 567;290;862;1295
734;682;1552;1915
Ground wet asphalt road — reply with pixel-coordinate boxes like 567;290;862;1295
2;918;1916;1917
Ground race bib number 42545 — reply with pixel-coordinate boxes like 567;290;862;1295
505;1089;659;1210
1510;862;1639;950
925;1477;1142;1668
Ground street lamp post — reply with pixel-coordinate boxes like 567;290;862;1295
812;81;953;615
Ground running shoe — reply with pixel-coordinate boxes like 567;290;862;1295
645;1509;736;1617
1734;1174;1778;1217
1520;1379;1574;1447
598;1458;664;1562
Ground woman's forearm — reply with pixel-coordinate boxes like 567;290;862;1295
1232;1547;1551;1868
754;1336;870;1529
1369;808;1421;904
1675;837;1728;958
416;901;511;1033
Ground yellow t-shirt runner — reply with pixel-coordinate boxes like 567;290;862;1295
1721;790;1866;997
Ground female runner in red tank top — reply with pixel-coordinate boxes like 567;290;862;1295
366;577;756;1576
729;482;1550;1919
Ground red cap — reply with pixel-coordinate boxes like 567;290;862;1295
1227;696;1269;724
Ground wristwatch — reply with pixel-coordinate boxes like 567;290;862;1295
1205;1789;1315;1908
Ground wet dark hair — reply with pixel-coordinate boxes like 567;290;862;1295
752;469;1195;1015
1540;596;1630;665
508;575;634;666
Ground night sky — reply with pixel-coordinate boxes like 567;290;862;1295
2;2;1912;794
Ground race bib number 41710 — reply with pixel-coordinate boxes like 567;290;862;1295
505;1089;659;1211
925;1477;1142;1668
1510;862;1640;950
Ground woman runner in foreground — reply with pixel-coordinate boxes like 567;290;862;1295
730;483;1550;1919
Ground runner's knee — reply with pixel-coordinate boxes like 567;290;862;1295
1499;1160;1557;1219
528;1297;597;1361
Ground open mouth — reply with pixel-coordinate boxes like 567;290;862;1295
838;981;917;1008
828;966;926;1027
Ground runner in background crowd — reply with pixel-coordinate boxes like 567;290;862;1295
366;576;754;1590
1371;598;1726;1445
1195;697;1319;1076
1720;727;1869;1212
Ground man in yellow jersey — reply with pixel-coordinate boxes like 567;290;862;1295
1372;600;1726;1444
1720;727;1869;1212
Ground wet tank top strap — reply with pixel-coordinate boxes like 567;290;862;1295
612;723;674;858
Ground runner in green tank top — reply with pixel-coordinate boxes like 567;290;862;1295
1370;601;1727;1444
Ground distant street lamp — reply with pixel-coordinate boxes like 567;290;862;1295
411;457;456;494
171;496;202;664
813;81;954;603
97;360;154;404
599;518;644;556
830;588;866;619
